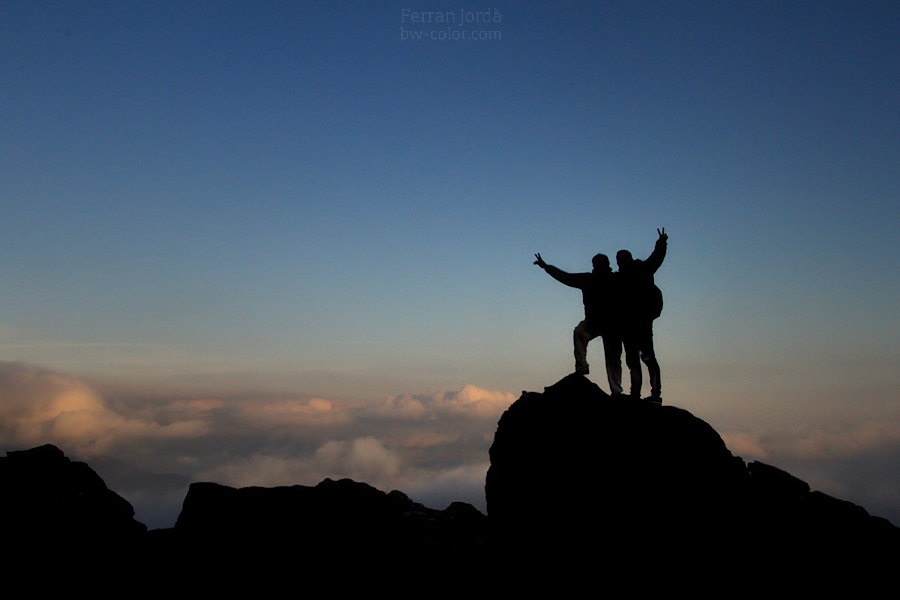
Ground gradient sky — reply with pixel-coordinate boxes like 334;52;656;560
1;1;898;527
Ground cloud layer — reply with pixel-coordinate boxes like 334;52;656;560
0;362;208;455
3;360;898;528
0;361;515;525
721;422;900;525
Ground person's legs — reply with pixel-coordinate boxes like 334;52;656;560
574;320;601;374
623;330;642;396
637;322;661;398
602;334;623;395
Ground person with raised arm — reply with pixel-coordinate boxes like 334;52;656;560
534;251;623;395
616;228;667;403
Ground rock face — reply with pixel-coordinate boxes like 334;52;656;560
1;444;148;595
0;443;147;544
175;477;487;550
0;445;488;593
167;478;489;592
5;381;898;593
486;374;898;588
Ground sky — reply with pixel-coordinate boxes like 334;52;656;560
1;1;898;529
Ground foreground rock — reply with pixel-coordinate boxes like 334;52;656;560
168;478;489;589
176;477;486;544
486;374;899;589
5;377;898;594
1;444;148;596
0;445;487;593
0;443;147;543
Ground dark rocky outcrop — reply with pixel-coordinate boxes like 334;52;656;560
1;444;148;597
160;478;490;592
486;373;899;589
4;375;898;594
0;443;147;543
1;445;488;594
174;477;487;552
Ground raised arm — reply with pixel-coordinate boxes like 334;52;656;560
645;228;668;274
534;253;583;288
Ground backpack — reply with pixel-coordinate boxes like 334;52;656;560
648;283;663;320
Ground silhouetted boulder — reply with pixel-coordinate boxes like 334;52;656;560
5;379;897;595
175;477;487;548
168;477;489;592
1;445;148;595
0;444;146;543
486;374;899;589
0;443;489;594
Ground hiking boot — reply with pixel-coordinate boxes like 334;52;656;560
644;396;662;405
575;367;589;375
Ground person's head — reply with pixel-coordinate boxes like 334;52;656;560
616;250;633;271
592;253;611;273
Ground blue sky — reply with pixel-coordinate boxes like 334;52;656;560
1;1;898;526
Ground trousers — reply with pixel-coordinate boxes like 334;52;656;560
574;319;623;395
622;320;661;398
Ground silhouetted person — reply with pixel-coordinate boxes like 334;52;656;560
617;228;667;403
534;252;623;395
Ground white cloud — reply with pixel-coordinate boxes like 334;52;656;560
316;437;400;481
446;384;518;416
374;384;515;419
0;361;518;523
0;362;207;455
198;437;401;491
237;395;350;427
373;394;428;419
722;420;900;463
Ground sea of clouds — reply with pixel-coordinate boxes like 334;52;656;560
2;360;898;529
0;361;515;528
